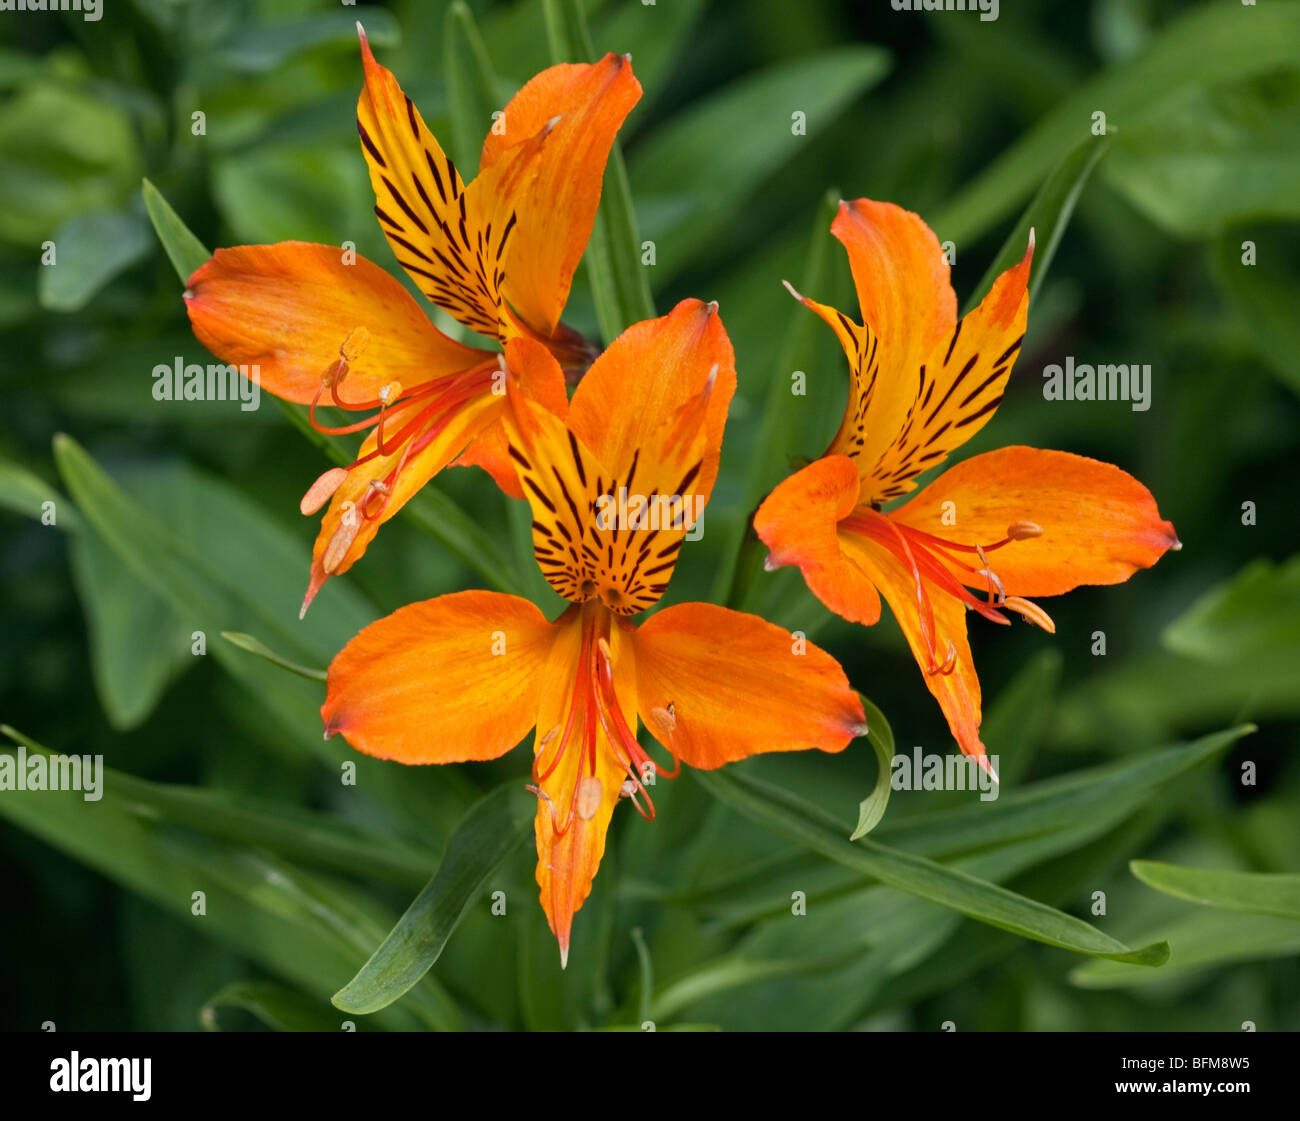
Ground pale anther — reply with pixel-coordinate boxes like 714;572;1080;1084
340;326;371;362
300;467;349;516
576;776;603;821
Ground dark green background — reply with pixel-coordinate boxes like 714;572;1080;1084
2;0;1298;1031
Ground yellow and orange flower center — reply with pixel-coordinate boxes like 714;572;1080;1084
841;508;1055;675
529;605;679;833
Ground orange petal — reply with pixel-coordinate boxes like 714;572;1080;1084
450;337;569;498
322;590;555;763
861;234;1032;504
304;385;503;609
357;28;514;340
840;531;987;761
184;243;488;404
503;379;699;615
531;610;637;963
632;603;864;770
826;199;957;473
481;53;642;338
567;299;736;508
888;446;1181;598
753;456;882;625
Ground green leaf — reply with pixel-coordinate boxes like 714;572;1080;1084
0;729;459;1030
1164;556;1300;665
70;528;191;730
661;825;1112;1028
849;696;894;842
49;441;480;836
693;767;1169;966
333;784;536;1015
38;209;151;312
876;726;1251;860
445;1;501;175
0;458;79;530
1212;223;1300;397
718;189;842;608
1130;861;1300;921
215;8;401;74
1104;81;1300;239
631;48;890;286
542;0;654;337
0;80;139;246
211;145;374;246
964;135;1112;315
1070;910;1300;990
977;648;1061;789
52;439;371;669
630;926;654;1028
142;177;209;283
3;725;435;889
933;3;1300;245
3;452;184;730
202;981;357;1032
222;632;327;683
652;952;855;1023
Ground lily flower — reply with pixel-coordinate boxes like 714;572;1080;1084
754;199;1179;764
322;300;866;962
183;26;641;612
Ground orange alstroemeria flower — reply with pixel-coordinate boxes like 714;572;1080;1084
323;300;866;961
755;199;1179;764
184;26;641;612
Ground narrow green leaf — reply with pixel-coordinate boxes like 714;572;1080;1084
0;458;79;530
977;648;1061;789
333;784;536;1014
933;3;1300;244
1164;555;1300;666
222;632;327;682
595;147;657;332
142;177;209;283
876;726;1251;860
1105;83;1300;239
693;767;1169;965
445;1;501;175
52;437;345;669
542;0;654;337
1131;861;1300;921
1071;910;1300;990
542;0;595;63
631;49;890;286
849;696;894;842
202;981;358;1032
719;189;841;608
38;209;151;311
652;953;852;1023
963;135;1112;314
48;440;472;833
0;729;458;1030
2;726;435;889
71;529;190;730
1212;222;1300;398
630;926;653;1028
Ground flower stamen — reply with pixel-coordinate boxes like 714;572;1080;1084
1004;595;1056;633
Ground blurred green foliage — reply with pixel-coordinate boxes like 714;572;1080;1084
2;0;1299;1032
